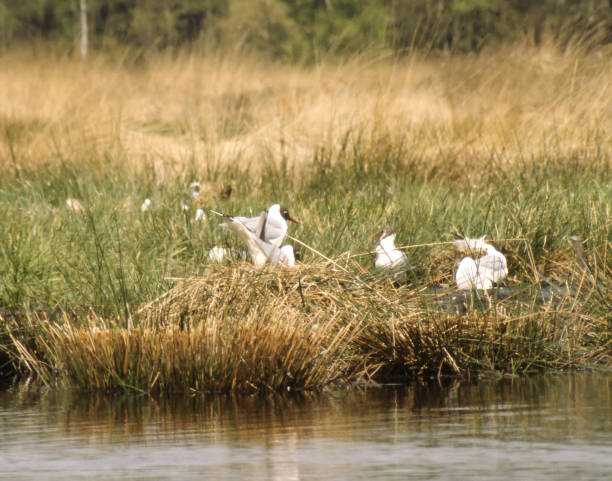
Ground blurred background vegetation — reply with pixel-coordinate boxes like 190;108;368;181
1;0;611;59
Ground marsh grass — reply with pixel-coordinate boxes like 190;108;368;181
6;265;367;393
1;43;610;178
1;143;610;390
0;43;610;391
4;261;609;394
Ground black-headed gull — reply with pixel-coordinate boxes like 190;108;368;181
373;226;408;269
220;211;296;267
454;236;508;290
220;204;298;248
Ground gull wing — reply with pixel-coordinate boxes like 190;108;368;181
259;214;287;247
252;237;294;266
221;211;286;246
224;215;258;231
475;252;508;283
223;216;268;266
456;257;478;289
456;257;492;290
375;248;408;269
254;210;267;239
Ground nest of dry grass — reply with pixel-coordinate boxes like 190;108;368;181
4;260;608;394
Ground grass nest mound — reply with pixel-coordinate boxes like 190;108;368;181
3;261;610;394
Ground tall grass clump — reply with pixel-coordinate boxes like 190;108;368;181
6;265;369;393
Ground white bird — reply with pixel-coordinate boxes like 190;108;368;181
373;226;408;269
208;246;228;263
189;182;202;201
66;198;85;213
194;208;206;221
454;236;508;290
208;246;248;263
141;198;151;212
221;211;296;267
219;204;298;248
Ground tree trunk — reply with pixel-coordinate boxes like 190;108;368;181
80;0;88;60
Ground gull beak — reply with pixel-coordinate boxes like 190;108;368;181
288;216;298;224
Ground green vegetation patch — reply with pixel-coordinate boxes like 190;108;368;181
0;135;610;390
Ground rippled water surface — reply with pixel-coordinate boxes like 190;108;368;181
1;373;610;480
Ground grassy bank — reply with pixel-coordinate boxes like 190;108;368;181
1;44;611;392
3;264;610;393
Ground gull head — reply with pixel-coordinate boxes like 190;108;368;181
454;234;490;253
373;225;395;240
373;226;399;255
269;204;298;224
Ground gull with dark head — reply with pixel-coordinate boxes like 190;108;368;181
373;226;408;269
454;235;508;290
212;204;298;267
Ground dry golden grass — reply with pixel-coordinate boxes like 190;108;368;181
6;264;367;392
2;43;610;180
5;260;609;393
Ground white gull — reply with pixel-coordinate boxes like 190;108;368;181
220;204;297;248
373;226;408;269
454;236;508;290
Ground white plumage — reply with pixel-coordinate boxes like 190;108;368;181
140;198;151;212
454;236;508;290
221;204;297;248
208;246;228;263
194;208;206;221
374;226;408;269
221;211;296;267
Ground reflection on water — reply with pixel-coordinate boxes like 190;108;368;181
1;373;610;480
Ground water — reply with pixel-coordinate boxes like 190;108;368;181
1;373;610;480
